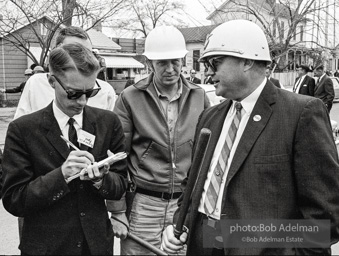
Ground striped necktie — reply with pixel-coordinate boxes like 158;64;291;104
204;102;243;216
293;78;301;93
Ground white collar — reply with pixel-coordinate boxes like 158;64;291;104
52;101;83;131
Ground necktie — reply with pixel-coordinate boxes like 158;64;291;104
293;78;301;93
68;118;78;150
204;102;243;216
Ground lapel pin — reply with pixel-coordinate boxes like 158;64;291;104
253;115;261;122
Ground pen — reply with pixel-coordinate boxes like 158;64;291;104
60;135;80;151
60;135;86;182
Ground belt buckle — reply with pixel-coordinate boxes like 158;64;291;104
207;216;218;228
161;192;172;201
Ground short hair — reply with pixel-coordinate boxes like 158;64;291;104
315;65;324;71
56;26;90;46
49;43;100;77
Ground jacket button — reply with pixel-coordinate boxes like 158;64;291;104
52;196;57;201
79;184;84;189
80;212;85;217
77;241;82;248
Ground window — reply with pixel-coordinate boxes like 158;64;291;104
281;21;285;39
300;26;304;41
273;21;276;37
40;23;47;36
193;50;200;71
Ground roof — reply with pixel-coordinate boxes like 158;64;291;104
207;0;295;20
103;56;144;68
0;15;61;38
87;29;121;51
178;25;218;43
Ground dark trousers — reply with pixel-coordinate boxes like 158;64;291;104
327;103;333;114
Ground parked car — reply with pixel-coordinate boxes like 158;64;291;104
331;77;339;102
198;84;225;106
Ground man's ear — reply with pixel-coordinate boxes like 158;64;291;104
47;74;55;89
243;59;255;72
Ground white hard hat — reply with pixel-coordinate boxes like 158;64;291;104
24;68;33;75
143;26;188;60
33;66;44;72
199;20;271;63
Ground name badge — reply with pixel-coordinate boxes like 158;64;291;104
78;130;96;148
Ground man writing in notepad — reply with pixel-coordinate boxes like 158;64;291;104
1;43;127;255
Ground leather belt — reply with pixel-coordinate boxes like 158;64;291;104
136;187;182;200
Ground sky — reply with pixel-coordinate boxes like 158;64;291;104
180;0;212;27
103;0;222;38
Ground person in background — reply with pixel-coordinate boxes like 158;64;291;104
162;19;339;256
0;69;33;94
203;70;214;84
187;69;201;84
92;49;107;81
314;65;335;113
33;65;45;74
292;65;315;96
124;77;135;89
110;25;210;255
14;26;116;119
326;70;332;77
2;43;127;255
265;66;281;88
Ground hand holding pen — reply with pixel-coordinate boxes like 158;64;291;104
60;135;127;183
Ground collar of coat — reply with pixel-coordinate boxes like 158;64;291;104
133;73;201;91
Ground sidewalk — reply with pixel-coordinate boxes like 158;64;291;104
0;107;16;150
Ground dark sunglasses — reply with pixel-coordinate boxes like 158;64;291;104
203;56;226;72
51;75;101;100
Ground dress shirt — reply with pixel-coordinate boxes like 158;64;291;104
294;75;306;93
153;78;182;157
14;73;116;120
52;101;83;143
53;101;103;188
317;73;326;86
198;78;267;219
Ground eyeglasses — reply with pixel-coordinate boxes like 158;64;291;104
203;56;226;72
51;75;101;100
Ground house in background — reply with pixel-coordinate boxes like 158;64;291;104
88;28;144;94
178;25;218;81
0;17;145;104
0;16;55;104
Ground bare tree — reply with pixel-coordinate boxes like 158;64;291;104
109;0;187;38
0;0;126;67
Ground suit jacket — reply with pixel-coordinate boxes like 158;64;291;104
177;82;339;255
2;103;127;255
186;76;201;84
268;77;281;88
314;74;334;105
294;75;315;96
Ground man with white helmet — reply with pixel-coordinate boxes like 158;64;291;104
110;25;209;254
162;20;339;255
0;68;33;94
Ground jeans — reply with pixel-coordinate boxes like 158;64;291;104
121;192;186;255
